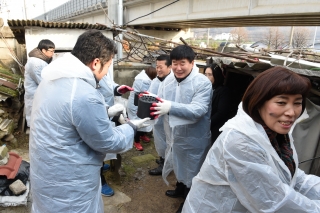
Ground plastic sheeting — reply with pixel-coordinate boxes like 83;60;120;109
183;103;320;213
98;73;118;107
158;67;212;187
29;53;134;213
292;99;320;174
148;72;173;158
24;57;48;127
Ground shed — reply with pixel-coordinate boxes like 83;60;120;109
204;57;320;176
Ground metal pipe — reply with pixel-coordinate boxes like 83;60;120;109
289;26;294;48
117;0;123;60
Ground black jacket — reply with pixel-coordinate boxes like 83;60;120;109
210;85;231;144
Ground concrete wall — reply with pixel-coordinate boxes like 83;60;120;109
24;28;113;53
113;63;150;99
125;0;320;26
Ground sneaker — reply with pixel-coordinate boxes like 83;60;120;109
102;164;110;172
134;142;144;151
101;183;114;197
140;135;150;143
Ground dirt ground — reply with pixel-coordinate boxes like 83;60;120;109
9;131;183;213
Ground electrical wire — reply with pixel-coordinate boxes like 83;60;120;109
299;156;320;164
124;0;180;26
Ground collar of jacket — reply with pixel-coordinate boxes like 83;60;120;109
28;48;52;64
174;69;192;83
157;71;171;82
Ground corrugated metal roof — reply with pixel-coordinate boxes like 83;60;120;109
7;19;111;44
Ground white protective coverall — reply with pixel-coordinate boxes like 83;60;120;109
127;70;152;132
24;57;48;126
29;53;134;213
183;103;320;213
97;73;120;161
148;72;173;158
98;72;118;107
158;67;212;187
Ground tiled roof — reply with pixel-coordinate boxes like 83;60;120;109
7;19;110;44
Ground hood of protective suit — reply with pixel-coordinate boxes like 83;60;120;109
41;53;96;88
221;102;299;183
134;70;151;82
220;103;266;142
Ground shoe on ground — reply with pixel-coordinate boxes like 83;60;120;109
102;164;110;172
176;202;184;213
140;135;150;143
165;189;184;198
101;183;114;197
134;142;144;151
149;164;163;175
155;157;164;164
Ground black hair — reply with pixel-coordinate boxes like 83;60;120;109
170;45;195;63
37;39;55;50
71;29;117;66
204;63;224;88
156;54;171;66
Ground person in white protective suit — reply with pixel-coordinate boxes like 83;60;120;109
148;54;173;176
127;66;157;151
151;45;213;213
24;39;55;128
183;67;320;213
98;72;134;196
29;30;150;213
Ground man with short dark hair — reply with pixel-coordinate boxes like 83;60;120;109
24;39;55;127
152;45;212;213
148;54;172;175
29;30;150;213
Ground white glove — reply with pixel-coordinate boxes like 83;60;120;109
107;103;125;117
151;99;171;118
118;114;126;124
130;117;151;129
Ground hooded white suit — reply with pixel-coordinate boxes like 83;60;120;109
29;53;134;213
183;103;320;213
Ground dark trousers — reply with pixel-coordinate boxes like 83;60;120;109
134;131;145;142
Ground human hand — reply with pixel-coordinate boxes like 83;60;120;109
117;85;134;94
150;98;171;119
108;103;125;117
141;91;158;98
129;117;151;129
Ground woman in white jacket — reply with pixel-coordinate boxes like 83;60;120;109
183;67;320;213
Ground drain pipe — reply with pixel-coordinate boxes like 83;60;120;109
117;0;123;60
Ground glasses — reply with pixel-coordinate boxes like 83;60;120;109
47;49;55;53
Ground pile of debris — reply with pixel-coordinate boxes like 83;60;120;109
0;66;24;147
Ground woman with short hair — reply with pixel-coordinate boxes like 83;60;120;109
183;67;320;212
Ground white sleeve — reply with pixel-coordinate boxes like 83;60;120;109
224;131;320;213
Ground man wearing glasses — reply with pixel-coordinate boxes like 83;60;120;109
24;39;55;129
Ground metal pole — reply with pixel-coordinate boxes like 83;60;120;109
289;26;294;48
23;0;27;19
207;28;209;46
117;0;123;60
312;26;317;48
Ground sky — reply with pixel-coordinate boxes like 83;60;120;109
1;0;69;21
